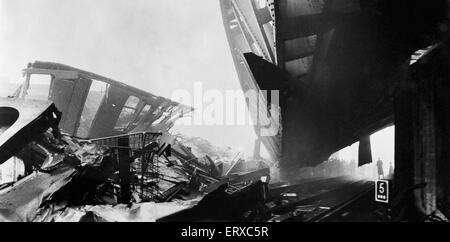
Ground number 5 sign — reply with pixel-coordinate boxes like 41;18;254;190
375;180;389;203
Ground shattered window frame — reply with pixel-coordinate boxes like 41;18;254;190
114;95;141;131
22;73;54;101
133;104;152;125
76;79;110;138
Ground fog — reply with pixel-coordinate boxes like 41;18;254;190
0;0;258;157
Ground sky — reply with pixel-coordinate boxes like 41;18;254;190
339;126;395;171
0;0;259;156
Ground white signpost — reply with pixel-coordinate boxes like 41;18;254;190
375;179;389;203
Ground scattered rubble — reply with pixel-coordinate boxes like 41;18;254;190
0;61;301;222
2;61;401;222
0;97;278;222
4;96;442;222
3;100;381;222
3;101;445;222
0;61;282;222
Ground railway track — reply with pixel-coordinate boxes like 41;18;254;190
267;177;374;222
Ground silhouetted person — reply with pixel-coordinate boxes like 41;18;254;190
376;158;384;179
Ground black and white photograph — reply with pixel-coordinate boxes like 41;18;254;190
0;0;450;230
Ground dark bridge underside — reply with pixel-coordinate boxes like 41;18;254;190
245;50;395;169
277;0;449;177
221;0;450;179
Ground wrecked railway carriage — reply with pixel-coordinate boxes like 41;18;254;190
0;62;272;222
13;61;194;138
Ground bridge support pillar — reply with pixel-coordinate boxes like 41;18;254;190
394;42;450;219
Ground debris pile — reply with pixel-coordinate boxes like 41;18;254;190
1;117;417;222
0;97;330;222
1;62;393;222
0;112;274;222
2;98;405;223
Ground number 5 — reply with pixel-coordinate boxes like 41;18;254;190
379;183;385;194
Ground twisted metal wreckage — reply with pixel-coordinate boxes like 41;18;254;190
0;62;274;222
2;61;418;222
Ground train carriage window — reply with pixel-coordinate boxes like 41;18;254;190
136;104;151;123
114;96;140;131
24;74;52;100
76;80;109;138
